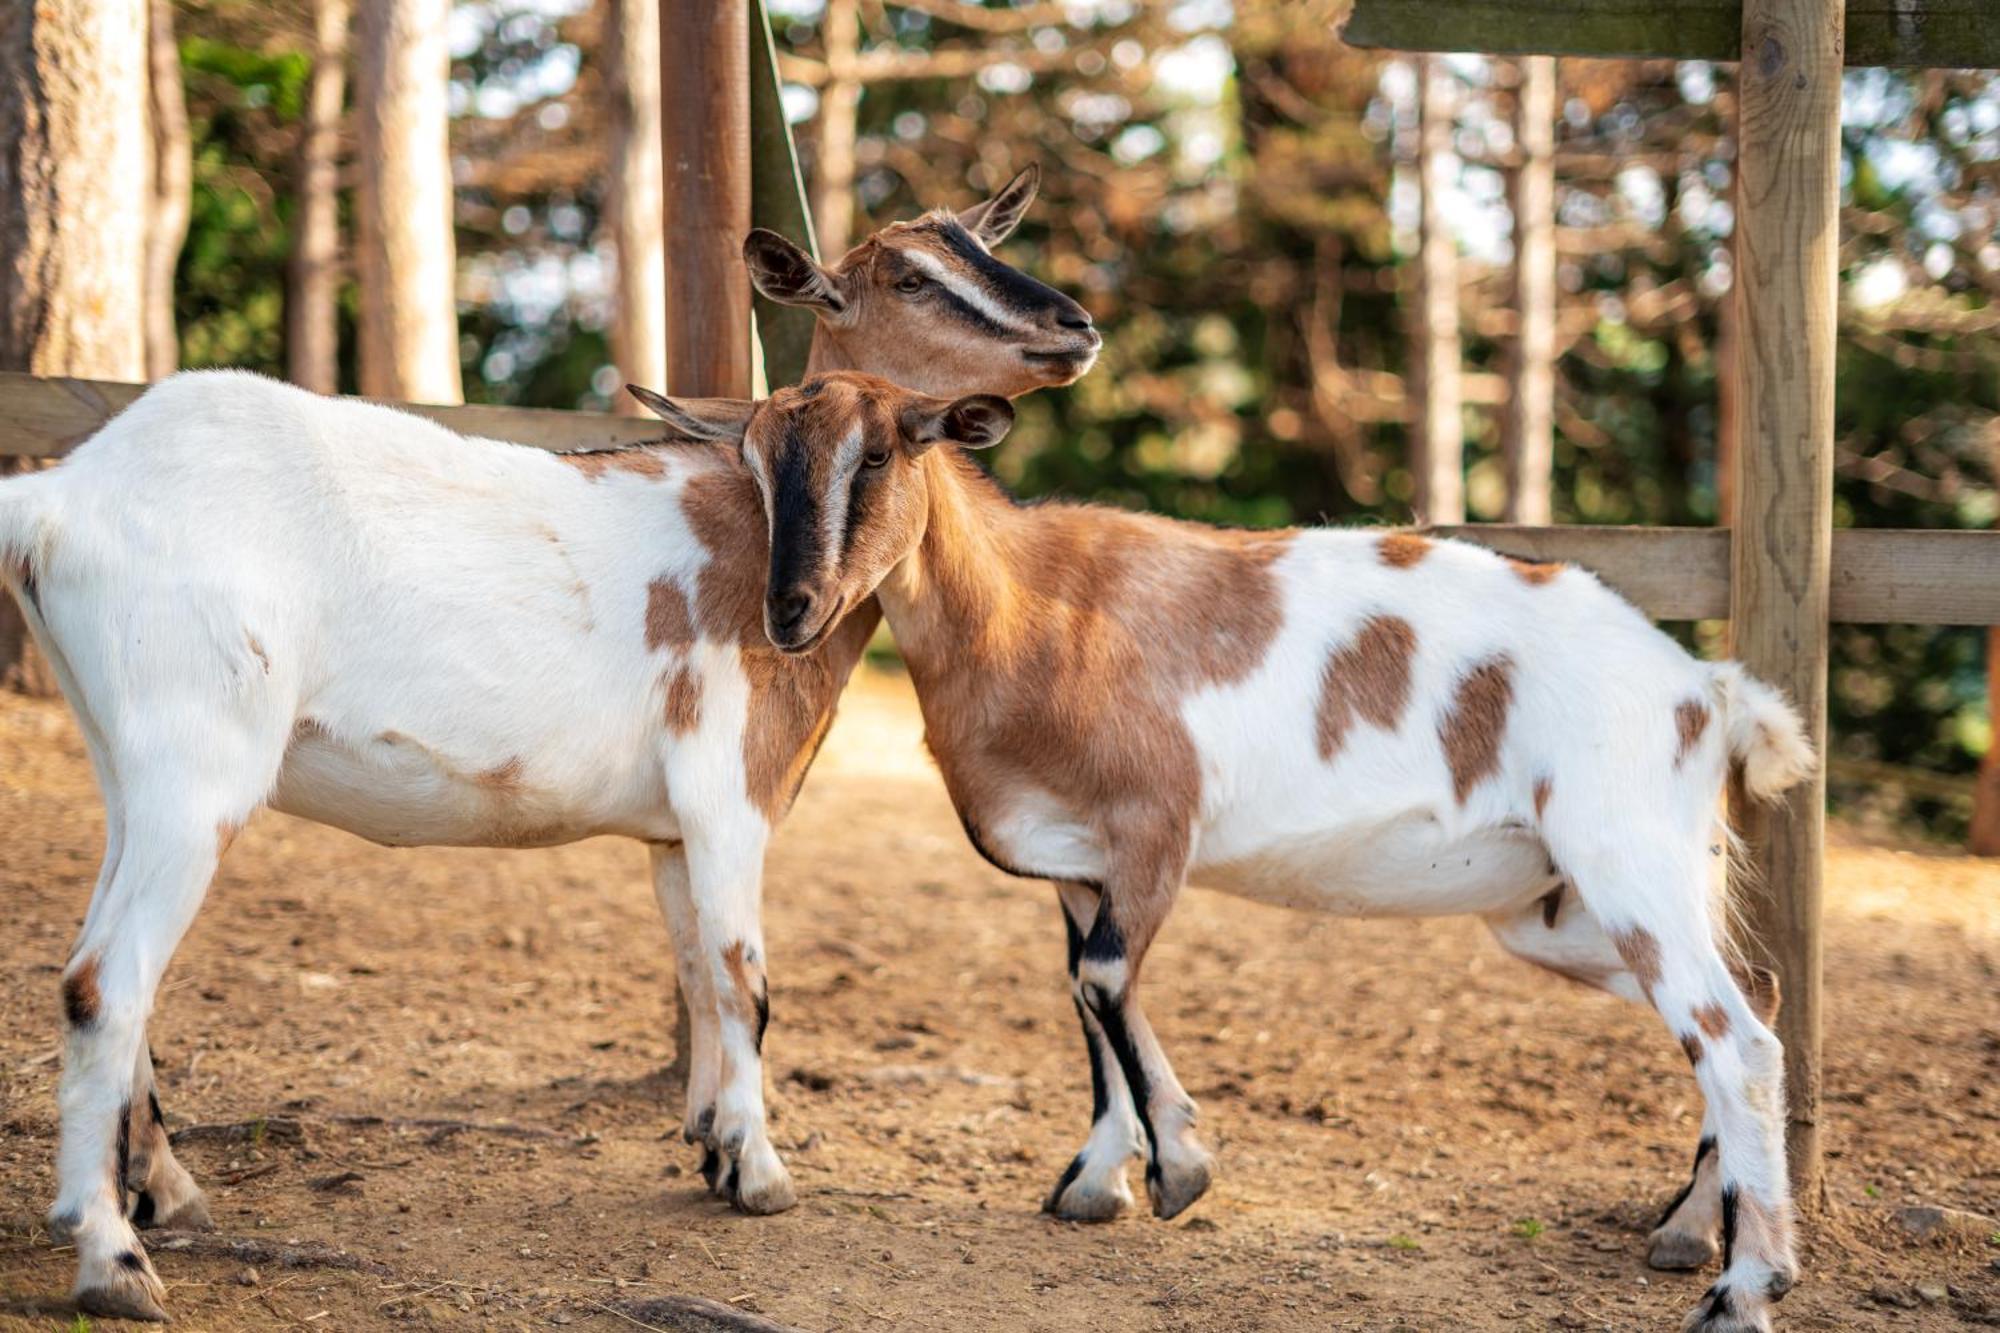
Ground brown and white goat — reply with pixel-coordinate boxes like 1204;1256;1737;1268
0;169;1095;1322
643;379;1817;1333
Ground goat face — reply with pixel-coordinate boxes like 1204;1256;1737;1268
628;373;1011;654
742;166;1101;400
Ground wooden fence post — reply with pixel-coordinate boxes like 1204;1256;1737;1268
1728;0;1840;1212
662;0;752;400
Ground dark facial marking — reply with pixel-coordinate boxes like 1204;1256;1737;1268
768;436;826;598
932;219;1079;319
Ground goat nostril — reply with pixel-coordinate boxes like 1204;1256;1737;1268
1057;310;1093;331
771;590;815;633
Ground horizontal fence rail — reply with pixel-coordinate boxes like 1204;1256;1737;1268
1427;524;2000;627
3;372;1996;627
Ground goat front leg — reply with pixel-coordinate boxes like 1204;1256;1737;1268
677;817;793;1214
1073;844;1212;1221
1043;882;1144;1221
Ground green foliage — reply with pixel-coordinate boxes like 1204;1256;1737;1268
1511;1217;1544;1240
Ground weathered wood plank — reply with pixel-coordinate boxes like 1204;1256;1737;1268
0;372;667;458
663;0;753;399
748;0;821;390
1729;0;1841;1211
1427;525;2000;626
1340;0;2000;69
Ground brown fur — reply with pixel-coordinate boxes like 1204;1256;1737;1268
475;758;524;793
1680;1032;1704;1065
246;633;270;674
1506;557;1564;585
557;447;669;481
1376;532;1431;569
719;941;760;1024
664;665;701;734
1315;616;1417;761
1674;698;1710;768
1609;926;1664;993
62;956;100;1027
1532;776;1552;819
888;450;1291;947
1439;656;1514;804
1693;1002;1731;1039
677;436;881;821
1730;961;1782;1025
644;579;696;652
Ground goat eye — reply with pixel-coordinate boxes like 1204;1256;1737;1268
895;274;925;294
863;448;892;468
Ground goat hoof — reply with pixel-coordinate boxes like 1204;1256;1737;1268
698;1144;723;1194
731;1171;796;1216
1681;1285;1773;1333
683;1106;715;1146
1042;1154;1132;1222
1648;1225;1719;1271
1145;1153;1213;1221
151;1195;214;1232
77;1250;170;1323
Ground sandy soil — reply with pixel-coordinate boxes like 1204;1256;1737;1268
0;669;1995;1331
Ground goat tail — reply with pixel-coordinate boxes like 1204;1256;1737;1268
1707;661;1816;803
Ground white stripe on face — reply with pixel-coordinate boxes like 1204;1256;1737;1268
903;247;1031;334
822;421;864;561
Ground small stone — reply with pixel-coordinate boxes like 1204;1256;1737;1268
1894;1204;2000;1242
1915;1281;1947;1304
235;1266;260;1286
1870;1282;1920;1309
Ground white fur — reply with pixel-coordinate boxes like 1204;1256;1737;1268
0;371;801;1312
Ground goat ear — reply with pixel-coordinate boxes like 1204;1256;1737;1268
625;385;755;443
742;228;848;316
900;393;1014;454
956;163;1039;247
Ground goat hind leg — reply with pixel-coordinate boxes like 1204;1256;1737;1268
1042;883;1143;1221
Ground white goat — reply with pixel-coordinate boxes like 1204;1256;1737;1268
640;378;1819;1333
0;166;1102;1322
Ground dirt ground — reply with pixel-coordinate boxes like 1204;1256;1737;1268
0;669;1995;1332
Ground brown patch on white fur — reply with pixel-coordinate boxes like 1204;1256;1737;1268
645;579;696;652
1377;532;1431;569
1316;616;1417;761
1532;776;1552;819
1674;698;1710;768
719;940;760;1024
1693;1002;1731;1039
664;665;701;734
678;441;882;822
557;447;668;481
1506;557;1563;585
475;758;524;794
1609;925;1664;994
62;955;101;1027
1439;656;1514;804
245;633;270;674
1680;1032;1704;1065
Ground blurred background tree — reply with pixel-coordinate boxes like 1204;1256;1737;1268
141;0;2000;841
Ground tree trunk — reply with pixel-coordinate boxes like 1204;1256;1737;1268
605;0;666;413
289;0;350;396
812;0;860;258
0;0;150;695
1410;55;1463;524
145;0;190;381
353;0;461;404
1502;55;1556;525
1974;429;2000;855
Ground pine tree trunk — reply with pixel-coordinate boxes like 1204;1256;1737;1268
1411;55;1463;524
1502;56;1556;525
0;0;150;695
145;0;190;381
290;0;350;396
812;0;860;258
354;0;461;404
605;0;666;413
